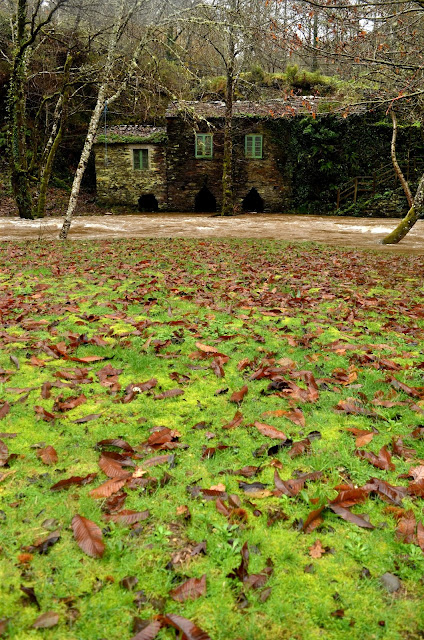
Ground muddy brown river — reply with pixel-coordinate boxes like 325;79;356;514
1;214;424;253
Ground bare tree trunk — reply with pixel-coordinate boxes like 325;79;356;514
390;109;413;208
382;173;424;244
59;86;107;239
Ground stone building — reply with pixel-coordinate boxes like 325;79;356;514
94;99;327;213
96;98;420;213
94;125;168;211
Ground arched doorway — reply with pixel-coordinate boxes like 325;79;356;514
138;194;159;212
242;188;264;213
194;187;216;213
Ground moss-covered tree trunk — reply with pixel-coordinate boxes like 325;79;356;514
8;0;33;219
35;54;72;219
221;64;234;216
382;173;424;244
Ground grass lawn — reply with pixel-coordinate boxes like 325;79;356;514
1;239;424;640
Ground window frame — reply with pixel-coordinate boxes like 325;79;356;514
133;148;149;170
245;134;263;159
195;133;213;159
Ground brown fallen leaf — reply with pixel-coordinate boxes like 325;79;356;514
130;620;162;640
71;514;105;558
50;473;97;491
36;445;58;465
229;385;248;404
104;509;150;525
0;402;10;420
347;428;375;447
161;614;211;640
89;476;129;498
355;446;395;471
309;539;326;558
334;399;383;419
32;611;59;629
329;504;374;529
153;388;184;400
222;410;243;429
253;421;286;440
303;505;326;533
387;376;424;398
417;522;424;552
169;574;207;602
0;440;9;467
396;509;417;544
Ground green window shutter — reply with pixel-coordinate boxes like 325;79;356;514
254;135;263;158
141;149;149;169
133;149;141;169
245;135;263;158
133;149;149;170
195;134;213;158
245;135;253;158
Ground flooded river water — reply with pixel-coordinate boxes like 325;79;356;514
1;213;424;253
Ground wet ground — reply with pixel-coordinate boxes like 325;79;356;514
1;213;424;253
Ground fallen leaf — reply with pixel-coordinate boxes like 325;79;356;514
229;385;248;403
36;445;58;465
169;574;207;602
309;539;325;558
161;614;211;640
253;421;286;440
32;611;59;629
71;514;105;558
329;504;374;529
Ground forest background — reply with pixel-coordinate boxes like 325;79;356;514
0;0;423;239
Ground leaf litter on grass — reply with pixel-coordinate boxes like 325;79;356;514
1;239;424;639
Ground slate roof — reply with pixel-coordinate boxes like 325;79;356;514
94;125;166;143
165;99;367;119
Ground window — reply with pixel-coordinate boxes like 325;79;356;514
245;134;263;159
195;134;213;158
133;148;149;170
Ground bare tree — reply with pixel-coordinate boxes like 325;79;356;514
59;0;165;239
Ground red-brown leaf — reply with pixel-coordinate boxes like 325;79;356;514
417;522;424;551
99;454;128;478
131;621;162;640
229;385;248;403
104;509;150;524
329;504;374;529
89;476;129;498
355;446;395;471
32;611;59;629
222;410;243;430
0;440;9;467
169;574;207;602
0;402;10;420
161;614;211;640
153;388;184;400
253;421;286;440
36;446;58;465
50;473;97;491
71;514;105;558
396;509;416;543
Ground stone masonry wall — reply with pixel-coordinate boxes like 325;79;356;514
94;143;167;209
166;117;291;212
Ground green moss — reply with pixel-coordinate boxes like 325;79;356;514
96;132;168;145
1;239;424;639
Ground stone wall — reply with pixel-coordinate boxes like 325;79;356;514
165;117;291;212
94;142;167;209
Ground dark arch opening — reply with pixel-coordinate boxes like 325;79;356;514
242;188;264;213
138;194;159;212
194;187;216;213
